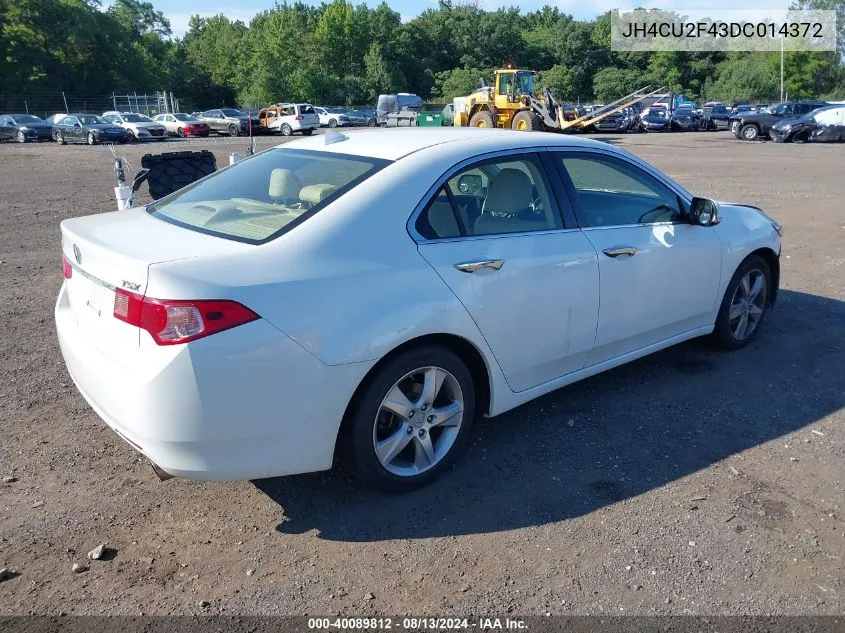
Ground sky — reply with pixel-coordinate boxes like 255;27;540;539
154;0;795;38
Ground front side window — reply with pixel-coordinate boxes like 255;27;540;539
148;148;389;244
79;115;105;125
415;154;560;239
557;153;685;228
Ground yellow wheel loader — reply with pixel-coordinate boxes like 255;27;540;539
460;68;665;133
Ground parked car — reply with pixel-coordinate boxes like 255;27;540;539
729;101;828;140
344;109;378;127
0;114;55;142
640;107;672;131
701;104;733;130
197;108;260;136
152;113;211;137
592;107;640;132
314;107;348;128
102;111;167;141
265;103;320;136
55;128;782;491
769;105;845;143
671;106;702;131
54;114;129;145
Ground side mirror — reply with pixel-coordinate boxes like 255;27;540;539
689;197;720;227
457;174;483;195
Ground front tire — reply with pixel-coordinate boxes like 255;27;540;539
55;131;65;145
87;132;96;145
17;130;26;143
367;118;376;127
229;123;240;137
740;124;760;141
280;123;292;136
328;119;337;128
345;346;476;493
710;255;772;350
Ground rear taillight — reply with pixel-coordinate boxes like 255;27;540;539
62;255;73;279
113;290;259;345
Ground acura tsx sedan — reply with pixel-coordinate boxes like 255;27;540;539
55;128;782;492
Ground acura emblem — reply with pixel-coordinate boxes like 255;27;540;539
72;244;81;265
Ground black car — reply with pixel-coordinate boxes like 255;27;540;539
54;114;129;145
701;104;733;130
593;107;640;132
640;107;672;131
729;101;828;140
671;106;701;131
769;105;845;143
0;114;55;142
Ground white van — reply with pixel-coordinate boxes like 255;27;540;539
267;103;320;136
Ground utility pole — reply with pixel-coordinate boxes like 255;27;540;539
62;91;69;113
780;37;785;103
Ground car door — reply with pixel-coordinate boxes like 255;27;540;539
550;149;723;366
59;116;81;142
413;151;600;393
0;116;11;140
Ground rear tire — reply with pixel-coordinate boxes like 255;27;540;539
344;346;476;493
367;118;376;127
709;255;772;350
55;132;65;145
511;110;541;131
229;123;240;137
177;127;185;137
87;132;96;145
469;111;495;128
280;123;292;136
17;130;26;143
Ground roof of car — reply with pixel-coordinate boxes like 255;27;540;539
279;127;616;161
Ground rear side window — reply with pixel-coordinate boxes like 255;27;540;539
299;104;316;114
148;148;390;244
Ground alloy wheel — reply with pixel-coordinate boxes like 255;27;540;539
17;130;26;143
729;269;767;341
373;366;464;477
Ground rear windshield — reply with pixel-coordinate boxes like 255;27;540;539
147;148;390;244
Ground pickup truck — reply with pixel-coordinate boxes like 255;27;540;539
729;101;828;140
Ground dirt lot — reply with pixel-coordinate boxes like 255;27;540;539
0;130;842;617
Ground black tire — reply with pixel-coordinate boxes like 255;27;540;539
740;123;760;141
709;255;772;350
140;150;217;201
301;129;314;136
17;130;26;143
126;130;136;143
280;123;292;136
367;118;376;127
228;123;240;137
87;132;96;146
328;119;337;128
55;131;65;145
177;127;185;137
469;110;495;129
511;110;541;131
344;345;476;493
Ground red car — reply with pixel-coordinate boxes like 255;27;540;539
153;113;211;138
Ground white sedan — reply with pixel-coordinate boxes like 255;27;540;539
55;129;782;492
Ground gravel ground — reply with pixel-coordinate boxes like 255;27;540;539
0;130;842;617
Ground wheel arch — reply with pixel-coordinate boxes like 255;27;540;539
748;246;780;306
337;333;493;452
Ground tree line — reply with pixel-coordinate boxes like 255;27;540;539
1;0;843;113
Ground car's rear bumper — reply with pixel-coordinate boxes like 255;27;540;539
55;282;369;481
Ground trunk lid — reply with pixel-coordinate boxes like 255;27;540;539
61;208;250;360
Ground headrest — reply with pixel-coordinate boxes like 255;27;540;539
269;168;302;201
299;183;340;205
482;168;533;216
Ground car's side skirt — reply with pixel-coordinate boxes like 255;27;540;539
489;325;714;418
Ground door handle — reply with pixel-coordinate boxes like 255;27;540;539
454;259;505;273
602;246;637;258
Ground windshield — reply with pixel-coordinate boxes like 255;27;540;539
123;113;153;122
148;148;390;244
221;109;243;117
174;113;196;121
79;115;106;125
12;115;43;124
